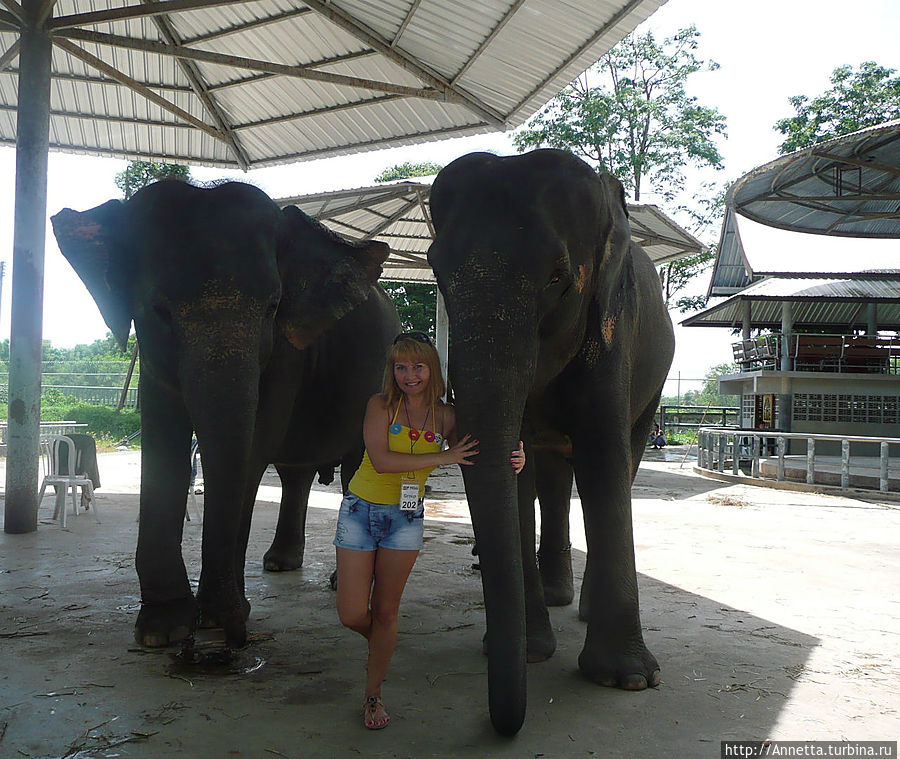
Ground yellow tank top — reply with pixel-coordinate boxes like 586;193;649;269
348;400;443;505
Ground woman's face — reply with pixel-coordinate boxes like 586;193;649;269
393;355;431;398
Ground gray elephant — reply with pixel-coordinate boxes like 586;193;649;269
427;149;674;735
51;180;399;649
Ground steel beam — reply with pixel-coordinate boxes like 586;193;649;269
5;2;51;533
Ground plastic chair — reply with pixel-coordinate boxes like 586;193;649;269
38;435;99;528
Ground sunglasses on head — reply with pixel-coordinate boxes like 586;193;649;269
393;331;433;347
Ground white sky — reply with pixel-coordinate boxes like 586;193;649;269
2;0;900;395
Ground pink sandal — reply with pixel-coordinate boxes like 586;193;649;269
364;695;390;730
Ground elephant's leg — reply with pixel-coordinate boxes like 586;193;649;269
534;448;574;607
630;394;662;480
574;429;659;690
517;453;556;662
263;464;317;571
134;381;195;647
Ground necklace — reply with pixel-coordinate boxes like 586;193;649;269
403;397;430;446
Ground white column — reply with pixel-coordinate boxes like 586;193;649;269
780;301;793;372
741;299;751;341
867;303;878;335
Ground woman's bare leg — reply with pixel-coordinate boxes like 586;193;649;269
335;547;376;636
365;548;419;698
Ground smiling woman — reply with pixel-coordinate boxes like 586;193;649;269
332;330;523;730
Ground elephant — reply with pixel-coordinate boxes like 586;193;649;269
51;179;400;649
426;149;675;735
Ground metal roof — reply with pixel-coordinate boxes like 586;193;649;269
277;178;705;282
707;206;755;297
727;119;900;239
0;0;666;170
683;271;900;331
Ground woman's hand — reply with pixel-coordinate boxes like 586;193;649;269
442;434;479;466
510;441;525;474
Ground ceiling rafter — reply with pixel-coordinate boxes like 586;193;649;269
0;38;20;70
186;7;313;44
55;27;457;102
139;0;249;169
0;100;196;129
47;0;246;30
207;50;377;93
300;0;505;126
451;0;525;86
508;0;646;118
0;0;22;25
233;94;404;130
391;0;421;48
54;37;226;144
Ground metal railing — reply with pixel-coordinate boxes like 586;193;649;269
659;404;738;434
696;427;900;493
732;333;900;374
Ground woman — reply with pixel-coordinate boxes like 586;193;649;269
334;331;525;730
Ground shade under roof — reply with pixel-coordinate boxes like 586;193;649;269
0;0;666;170
684;271;900;331
727;119;900;239
278;179;706;282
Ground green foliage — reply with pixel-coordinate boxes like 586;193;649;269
374;162;443;183
381;282;436;334
63;404;141;444
114;160;191;199
513;25;726;203
775;62;900;154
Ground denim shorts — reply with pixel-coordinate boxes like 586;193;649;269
333;492;425;552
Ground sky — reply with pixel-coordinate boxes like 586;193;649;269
1;0;900;396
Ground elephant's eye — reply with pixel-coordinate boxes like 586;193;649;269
545;269;568;289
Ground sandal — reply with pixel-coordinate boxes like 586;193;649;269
364;695;390;730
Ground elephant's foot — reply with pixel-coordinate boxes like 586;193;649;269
134;596;196;648
263;540;305;572
481;627;556;663
196;591;251;648
538;544;574;607
578;639;660;690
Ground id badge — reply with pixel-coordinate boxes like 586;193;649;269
400;476;419;512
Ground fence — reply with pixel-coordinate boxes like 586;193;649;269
0;420;89;444
696;426;900;493
659;405;739;435
43;384;138;408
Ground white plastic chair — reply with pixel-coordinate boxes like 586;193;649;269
38;435;99;528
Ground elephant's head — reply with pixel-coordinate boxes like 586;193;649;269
426;149;634;735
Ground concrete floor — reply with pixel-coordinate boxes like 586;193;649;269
1;449;898;758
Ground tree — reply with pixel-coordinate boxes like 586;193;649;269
775;62;900;154
114;160;191;200
513;25;725;203
374;162;444;335
374;161;442;183
513;25;726;311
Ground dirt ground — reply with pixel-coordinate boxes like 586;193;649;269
1;448;898;758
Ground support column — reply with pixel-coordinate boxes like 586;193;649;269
435;288;449;397
5;7;52;534
741;298;751;341
780;301;793;372
867;303;878;335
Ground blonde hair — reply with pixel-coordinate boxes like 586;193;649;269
382;334;445;408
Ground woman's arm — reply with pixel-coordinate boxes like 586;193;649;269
363;395;478;474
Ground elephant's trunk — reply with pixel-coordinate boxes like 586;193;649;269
450;315;537;736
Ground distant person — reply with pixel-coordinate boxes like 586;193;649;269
649;422;666;449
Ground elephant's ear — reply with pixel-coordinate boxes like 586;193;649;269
51;200;134;351
276;206;389;350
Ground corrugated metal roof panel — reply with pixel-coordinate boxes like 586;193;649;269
1;0;667;168
729;120;900;238
683;273;900;330
277;177;702;281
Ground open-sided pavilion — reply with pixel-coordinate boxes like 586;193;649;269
1;0;667;532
